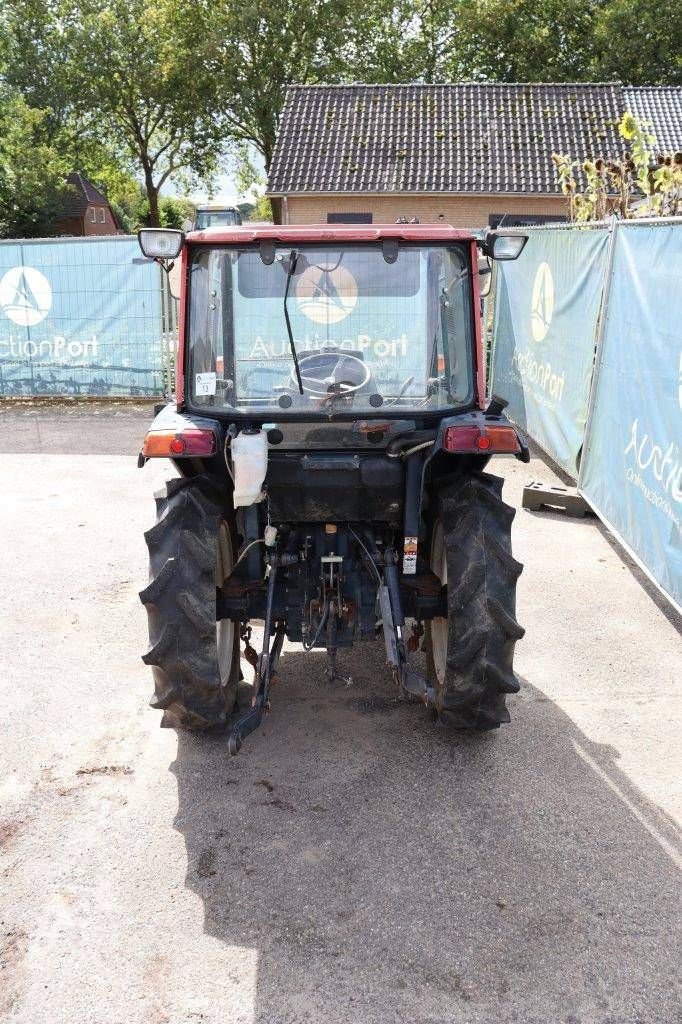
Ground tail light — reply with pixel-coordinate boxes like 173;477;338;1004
443;423;521;455
142;428;217;458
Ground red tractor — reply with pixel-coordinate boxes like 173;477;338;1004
137;222;528;754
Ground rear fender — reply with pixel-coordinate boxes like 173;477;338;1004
419;410;529;518
429;410;529;465
138;403;224;475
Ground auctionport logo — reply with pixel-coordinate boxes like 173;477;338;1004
0;266;52;326
531;262;554;342
623;349;682;523
296;264;358;325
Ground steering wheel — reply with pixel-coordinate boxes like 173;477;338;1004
293;351;371;396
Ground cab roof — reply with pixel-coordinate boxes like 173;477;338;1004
194;203;240;211
185;223;477;245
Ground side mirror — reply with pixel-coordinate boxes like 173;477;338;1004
481;230;528;261
138;228;184;261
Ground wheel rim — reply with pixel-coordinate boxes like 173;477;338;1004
216;520;235;686
430;519;448;688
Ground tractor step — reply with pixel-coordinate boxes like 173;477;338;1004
522;480;593;518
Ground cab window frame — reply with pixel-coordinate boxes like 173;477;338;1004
184;240;479;423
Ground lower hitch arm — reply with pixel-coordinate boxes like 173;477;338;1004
380;549;436;706
228;558;284;756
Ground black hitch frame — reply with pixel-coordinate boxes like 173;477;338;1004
226;542;436;756
380;548;436;706
228;558;285;756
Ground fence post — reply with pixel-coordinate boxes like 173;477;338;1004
578;217;619;487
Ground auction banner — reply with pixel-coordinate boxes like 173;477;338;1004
490;225;611;477
0;236;164;396
579;221;682;613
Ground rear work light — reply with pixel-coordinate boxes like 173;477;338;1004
443;424;521;455
142;428;217;458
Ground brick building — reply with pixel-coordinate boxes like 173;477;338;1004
266;83;681;228
53;172;119;237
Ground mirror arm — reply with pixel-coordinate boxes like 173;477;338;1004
155;258;175;275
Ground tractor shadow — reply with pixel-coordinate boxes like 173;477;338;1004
171;646;681;1023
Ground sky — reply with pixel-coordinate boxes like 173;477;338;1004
170;147;266;206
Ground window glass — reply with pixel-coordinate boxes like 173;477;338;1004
327;213;373;224
194;209;241;229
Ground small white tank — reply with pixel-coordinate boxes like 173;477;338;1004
231;429;268;507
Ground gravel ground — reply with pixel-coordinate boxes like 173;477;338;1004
0;405;680;1024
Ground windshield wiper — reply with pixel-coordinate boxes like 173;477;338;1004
283;249;304;395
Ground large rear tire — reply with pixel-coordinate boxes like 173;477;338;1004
425;472;524;730
139;475;240;731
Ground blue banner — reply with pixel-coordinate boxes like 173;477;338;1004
491;226;610;477
0;237;164;396
580;222;682;612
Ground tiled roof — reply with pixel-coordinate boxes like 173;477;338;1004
61;171;110;215
267;83;682;196
623;86;682;154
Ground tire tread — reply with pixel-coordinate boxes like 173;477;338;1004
426;471;523;731
139;475;238;731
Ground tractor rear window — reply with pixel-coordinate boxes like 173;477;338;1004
187;243;475;415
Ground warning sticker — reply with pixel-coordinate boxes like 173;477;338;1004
195;372;217;396
402;536;418;575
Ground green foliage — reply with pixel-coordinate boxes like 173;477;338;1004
592;0;682;86
437;0;681;84
197;0;353;169
158;196;196;230
552;113;682;221
347;0;464;83
233;145;273;222
454;0;599;82
3;0;226;225
251;195;274;223
0;87;69;237
233;145;262;199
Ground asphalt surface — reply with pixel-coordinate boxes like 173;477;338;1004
0;404;680;1024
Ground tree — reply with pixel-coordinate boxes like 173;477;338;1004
233;145;272;221
3;0;144;208
3;0;680;234
158;196;196;230
3;0;227;226
592;0;682;85
347;0;471;84
0;87;69;237
452;0;682;85
453;0;598;83
199;0;354;170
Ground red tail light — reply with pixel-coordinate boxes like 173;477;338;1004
443;424;521;455
143;428;217;458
